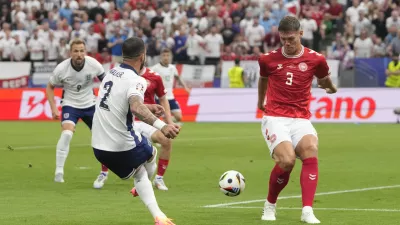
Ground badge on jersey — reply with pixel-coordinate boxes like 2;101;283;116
136;83;145;94
298;62;308;72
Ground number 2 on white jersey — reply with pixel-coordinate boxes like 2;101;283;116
286;72;293;85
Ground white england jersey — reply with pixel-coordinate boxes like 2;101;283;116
91;64;147;152
151;63;178;100
49;56;105;109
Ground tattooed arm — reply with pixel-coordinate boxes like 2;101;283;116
129;95;161;126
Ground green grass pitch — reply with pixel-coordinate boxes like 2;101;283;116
0;122;399;225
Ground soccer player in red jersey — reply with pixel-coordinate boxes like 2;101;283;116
257;16;337;224
132;67;178;192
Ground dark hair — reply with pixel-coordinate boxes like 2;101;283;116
278;16;301;32
122;37;145;59
234;58;240;65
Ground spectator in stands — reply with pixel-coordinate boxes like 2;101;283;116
58;38;69;61
0;30;15;61
373;37;386;57
372;10;388;41
353;10;371;38
107;25;126;63
386;10;400;30
204;25;223;65
385;24;397;46
300;12;317;48
45;31;59;62
185;27;205;65
273;1;288;22
390;30;400;55
328;0;344;31
27;28;45;62
259;11;277;34
245;16;265;53
264;26;280;52
346;0;363;24
354;29;373;58
12;22;29;43
221;17;237;46
173;27;188;63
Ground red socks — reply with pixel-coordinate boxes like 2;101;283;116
157;159;169;176
267;164;292;204
300;157;318;207
101;164;108;173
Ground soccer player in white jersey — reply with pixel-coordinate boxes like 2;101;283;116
151;48;190;123
91;37;180;225
46;39;107;183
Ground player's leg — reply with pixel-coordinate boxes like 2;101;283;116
261;116;295;221
55;106;79;183
292;119;320;224
82;106;110;189
131;146;158;196
169;99;182;123
136;122;171;190
151;130;172;191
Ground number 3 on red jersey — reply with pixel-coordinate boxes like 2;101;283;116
285;72;293;85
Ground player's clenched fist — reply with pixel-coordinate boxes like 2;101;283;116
52;109;60;120
161;124;181;139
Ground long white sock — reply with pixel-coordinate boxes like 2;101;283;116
55;130;73;174
134;166;166;219
144;147;157;179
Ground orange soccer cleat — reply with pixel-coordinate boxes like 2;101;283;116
154;217;175;225
130;187;139;197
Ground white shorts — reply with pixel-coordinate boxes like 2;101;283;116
261;116;318;156
134;121;157;141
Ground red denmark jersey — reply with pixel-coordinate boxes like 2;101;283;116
141;67;167;104
258;46;330;119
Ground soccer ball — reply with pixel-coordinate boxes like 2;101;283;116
219;170;246;197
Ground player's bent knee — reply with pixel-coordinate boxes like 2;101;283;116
61;122;75;132
273;141;296;171
295;135;319;160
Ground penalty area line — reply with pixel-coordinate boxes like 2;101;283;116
203;184;400;208
221;207;400;212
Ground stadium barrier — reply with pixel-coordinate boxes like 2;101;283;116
0;88;399;123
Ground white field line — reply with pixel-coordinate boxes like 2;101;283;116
3;135;260;150
222;206;400;212
203;184;400;208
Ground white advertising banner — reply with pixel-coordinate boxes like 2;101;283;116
0;62;30;88
179;65;215;88
186;88;400;123
220;60;340;88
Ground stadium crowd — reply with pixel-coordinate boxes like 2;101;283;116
0;0;397;70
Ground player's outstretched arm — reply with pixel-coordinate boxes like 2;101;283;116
317;77;337;94
129;96;180;139
158;96;174;124
45;82;60;120
257;76;268;111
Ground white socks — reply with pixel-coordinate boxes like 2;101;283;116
144;147;157;179
55;130;73;174
134;166;166;219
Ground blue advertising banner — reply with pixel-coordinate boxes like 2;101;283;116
354;58;390;87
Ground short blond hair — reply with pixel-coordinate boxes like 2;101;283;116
70;38;86;49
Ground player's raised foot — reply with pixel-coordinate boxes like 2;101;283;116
261;201;277;221
301;206;320;224
130;187;139;197
93;172;108;189
153;176;169;191
154;217;175;225
54;172;65;183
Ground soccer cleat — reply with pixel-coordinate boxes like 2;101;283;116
93;172;108;189
261;201;277;221
54;173;65;183
153;177;169;191
154;217;175;225
301;206;321;224
130;187;139;197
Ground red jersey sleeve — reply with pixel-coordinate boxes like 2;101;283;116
258;55;269;77
315;56;330;79
155;76;167;98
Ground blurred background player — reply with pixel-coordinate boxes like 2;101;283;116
257;16;337;224
91;37;180;225
152;48;191;124
46;39;106;183
136;67;176;191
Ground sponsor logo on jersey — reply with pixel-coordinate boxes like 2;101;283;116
277;64;283;70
